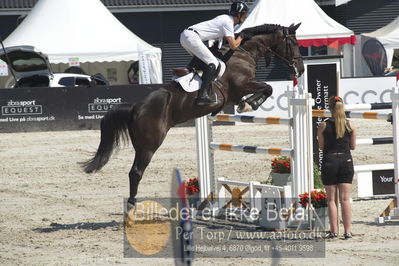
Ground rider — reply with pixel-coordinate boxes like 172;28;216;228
180;1;249;106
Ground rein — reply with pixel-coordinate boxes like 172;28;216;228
237;46;257;64
266;47;294;66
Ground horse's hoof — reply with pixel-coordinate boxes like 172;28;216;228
126;198;136;212
236;102;252;113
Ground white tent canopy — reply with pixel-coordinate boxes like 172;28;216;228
239;0;356;47
336;0;352;6
363;16;399;67
3;0;162;83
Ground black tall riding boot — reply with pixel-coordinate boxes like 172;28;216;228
187;56;207;72
196;63;217;106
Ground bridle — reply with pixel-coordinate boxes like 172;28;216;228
236;29;302;76
267;30;302;76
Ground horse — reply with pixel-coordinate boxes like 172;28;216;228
81;23;305;207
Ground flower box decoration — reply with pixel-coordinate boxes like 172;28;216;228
299;190;328;209
270;156;292;186
299;190;329;230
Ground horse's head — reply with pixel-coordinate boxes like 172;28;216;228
274;23;304;78
240;23;305;78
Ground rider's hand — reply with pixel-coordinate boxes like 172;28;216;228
226;36;242;50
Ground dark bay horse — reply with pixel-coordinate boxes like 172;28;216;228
82;23;304;206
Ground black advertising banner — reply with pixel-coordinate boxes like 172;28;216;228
362;39;387;76
1;87;63;132
63;85;160;130
372;169;395;195
307;64;338;167
0;84;161;133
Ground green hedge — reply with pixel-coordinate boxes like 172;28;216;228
313;163;323;189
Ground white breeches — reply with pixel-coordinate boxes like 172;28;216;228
180;29;219;67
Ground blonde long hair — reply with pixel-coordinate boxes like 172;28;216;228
328;96;352;139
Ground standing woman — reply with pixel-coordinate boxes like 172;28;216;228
317;96;356;239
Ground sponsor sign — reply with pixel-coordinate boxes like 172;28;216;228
0;97;53;125
362;39;387;76
306;63;338;167
372;169;395;196
238;77;396;119
68;57;80;67
2;100;42;116
87;97;123;113
341;76;396;106
139;51;151;84
0;85;160;132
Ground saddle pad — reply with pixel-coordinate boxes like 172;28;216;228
171;59;225;93
172;72;202;92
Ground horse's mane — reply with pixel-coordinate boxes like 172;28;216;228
240;24;286;38
217;23;293;59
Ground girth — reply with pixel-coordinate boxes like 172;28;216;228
211;80;228;115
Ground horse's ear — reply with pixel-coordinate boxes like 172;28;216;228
290;23;301;33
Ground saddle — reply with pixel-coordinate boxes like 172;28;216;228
171;62;221;78
171;68;191;77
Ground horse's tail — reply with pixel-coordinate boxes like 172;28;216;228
81;104;136;173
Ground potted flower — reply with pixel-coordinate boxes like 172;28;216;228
299;190;329;230
270;156;292;186
185;178;200;207
299;190;328;209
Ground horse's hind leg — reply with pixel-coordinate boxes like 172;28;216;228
127;148;154;206
126;92;172;207
127;129;170;207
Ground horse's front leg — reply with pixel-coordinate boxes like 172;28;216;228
237;81;273;113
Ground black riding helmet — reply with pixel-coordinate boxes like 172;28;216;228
229;1;249;16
